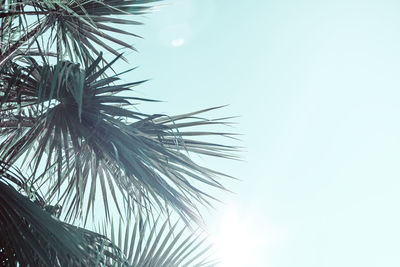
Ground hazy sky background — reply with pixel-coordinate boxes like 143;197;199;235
114;1;400;266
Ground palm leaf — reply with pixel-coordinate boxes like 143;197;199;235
1;1;239;266
0;0;164;64
0;163;125;266
0;55;239;225
102;213;217;267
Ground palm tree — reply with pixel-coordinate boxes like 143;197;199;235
0;0;238;266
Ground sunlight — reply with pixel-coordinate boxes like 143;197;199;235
171;38;185;47
213;208;263;267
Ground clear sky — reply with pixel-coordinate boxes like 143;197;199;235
116;1;400;266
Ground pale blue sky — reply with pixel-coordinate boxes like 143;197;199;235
116;1;400;266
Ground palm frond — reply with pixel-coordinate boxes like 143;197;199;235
0;0;164;65
102;214;217;267
0;55;239;225
0;1;238;266
0;163;125;266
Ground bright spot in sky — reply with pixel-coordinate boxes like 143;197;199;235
171;38;185;47
213;208;264;267
158;23;191;47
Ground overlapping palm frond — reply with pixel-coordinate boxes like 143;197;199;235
0;0;163;66
1;1;239;265
103;214;217;267
0;163;125;266
0;54;239;225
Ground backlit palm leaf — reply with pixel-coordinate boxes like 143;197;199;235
0;0;163;66
0;163;125;266
103;214;217;267
0;54;239;225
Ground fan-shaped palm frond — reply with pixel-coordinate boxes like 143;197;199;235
0;54;239;225
0;163;125;266
0;0;163;66
103;214;217;267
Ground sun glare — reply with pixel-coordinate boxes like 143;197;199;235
213;208;263;267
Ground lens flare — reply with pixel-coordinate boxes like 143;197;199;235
171;38;185;47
